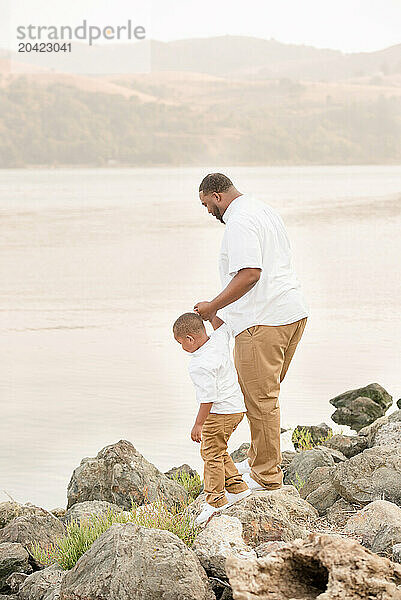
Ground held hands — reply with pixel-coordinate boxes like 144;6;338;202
194;301;216;322
191;423;203;443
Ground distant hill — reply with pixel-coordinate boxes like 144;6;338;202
0;36;401;167
3;36;401;80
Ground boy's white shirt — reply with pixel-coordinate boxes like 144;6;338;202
188;323;246;415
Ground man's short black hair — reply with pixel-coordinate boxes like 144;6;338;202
199;173;234;196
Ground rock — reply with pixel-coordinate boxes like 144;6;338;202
397;399;401;409
0;502;51;529
389;409;401;423
372;525;401;556
326;498;359;528
393;543;401;563
5;572;28;594
164;464;199;480
62;500;126;525
332;446;401;505
291;423;332;450
255;541;287;557
329;383;392;432
315;445;347;463
59;522;214;600
280;451;296;472
19;564;64;600
358;410;401;446
0;504;23;530
50;508;66;519
305;482;340;516
230;443;250;463
0;543;31;592
299;467;335;499
345;500;401;549
284;447;335;486
226;533;401;600
299;467;340;515
192;515;256;578
222;488;317;547
66;439;187;511
373;421;401;447
0;506;65;554
321;433;368;458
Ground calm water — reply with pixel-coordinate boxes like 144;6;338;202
0;166;400;509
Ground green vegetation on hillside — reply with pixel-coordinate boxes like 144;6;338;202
1;77;400;167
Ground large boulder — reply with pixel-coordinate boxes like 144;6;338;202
59;522;214;600
0;543;31;592
373;422;401;447
62;500;126;525
192;515;256;578
291;423;332;450
372;525;401;557
226;533;401;599
0;506;65;553
332;446;401;506
329;383;392;432
284;447;335;486
320;433;368;458
326;498;360;528
217;488;317;547
358;410;401;446
0;503;53;529
344;500;401;551
67;440;187;510
19;564;64;600
299;467;340;515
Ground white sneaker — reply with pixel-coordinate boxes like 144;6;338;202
226;488;251;506
234;458;251;474
194;502;227;526
243;472;267;491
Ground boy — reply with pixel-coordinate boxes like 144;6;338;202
173;311;250;525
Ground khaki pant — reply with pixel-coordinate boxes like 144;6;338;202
234;318;307;488
200;412;248;508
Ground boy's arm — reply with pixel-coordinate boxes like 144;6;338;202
209;315;224;330
191;402;212;442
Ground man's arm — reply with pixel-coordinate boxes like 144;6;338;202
194;267;261;321
209;315;224;330
191;402;212;443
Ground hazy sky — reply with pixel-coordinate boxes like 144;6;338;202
1;0;400;53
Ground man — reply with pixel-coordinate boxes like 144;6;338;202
194;173;309;490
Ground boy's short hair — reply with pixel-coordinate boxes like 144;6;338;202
173;312;205;338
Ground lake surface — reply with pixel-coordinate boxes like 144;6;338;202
0;165;400;509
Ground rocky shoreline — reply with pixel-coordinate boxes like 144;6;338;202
0;382;400;599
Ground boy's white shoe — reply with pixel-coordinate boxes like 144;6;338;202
194;502;227;526
226;488;251;506
243;472;267;491
234;458;251;474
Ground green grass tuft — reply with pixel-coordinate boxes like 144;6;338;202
29;499;200;571
171;470;202;503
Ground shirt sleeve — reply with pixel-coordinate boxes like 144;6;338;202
188;365;218;404
213;315;233;341
225;218;263;277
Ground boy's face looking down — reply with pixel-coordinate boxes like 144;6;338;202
173;312;209;353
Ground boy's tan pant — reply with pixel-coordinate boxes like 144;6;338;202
200;412;248;508
234;318;307;488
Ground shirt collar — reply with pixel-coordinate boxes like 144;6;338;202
191;336;211;358
222;194;243;224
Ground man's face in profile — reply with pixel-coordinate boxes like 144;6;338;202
199;191;224;223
